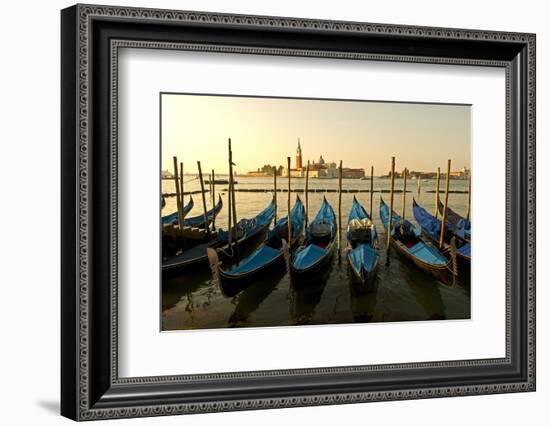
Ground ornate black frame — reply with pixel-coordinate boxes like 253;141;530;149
61;4;536;421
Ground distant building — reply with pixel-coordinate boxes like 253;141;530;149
296;139;303;170
385;166;471;180
342;168;365;178
281;141;364;178
246;171;269;177
161;169;173;179
245;164;279;177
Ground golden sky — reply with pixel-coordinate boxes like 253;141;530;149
161;93;471;175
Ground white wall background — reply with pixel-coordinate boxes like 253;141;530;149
0;0;546;424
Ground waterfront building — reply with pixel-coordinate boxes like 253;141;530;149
281;140;364;178
296;139;303;170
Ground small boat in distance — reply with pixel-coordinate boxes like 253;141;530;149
209;196;306;297
412;199;470;272
380;198;455;286
161;196;194;225
437;199;471;241
285;197;337;286
162;197;275;275
346;196;379;291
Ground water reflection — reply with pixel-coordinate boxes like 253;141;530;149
348;272;379;323
227;273;281;326
162;268;212;311
288;282;328;325
403;267;446;320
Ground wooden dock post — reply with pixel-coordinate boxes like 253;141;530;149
401;168;408;220
179;162;184;219
305;160;310;230
208;169;212;200
417;175;421;200
197;161;210;237
227;139;233;245
273;166;277;224
466;174;471;222
338;160;343;252
172;156;184;236
434;167;441;218
439;159;451;249
386;157;396;266
211;169;216;230
229;139;238;238
287;157;292;242
369;165;374;218
231;166;237;232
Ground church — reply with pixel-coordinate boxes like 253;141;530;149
283;139;364;179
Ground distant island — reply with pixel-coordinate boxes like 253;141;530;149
245;139;365;179
380;166;471;180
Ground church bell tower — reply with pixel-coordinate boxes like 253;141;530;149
296;138;303;170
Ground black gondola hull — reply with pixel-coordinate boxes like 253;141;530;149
390;238;455;286
347;255;379;293
288;244;336;287
218;254;286;297
419;229;470;280
162;225;269;277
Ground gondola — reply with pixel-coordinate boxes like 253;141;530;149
346;196;379;290
380;198;455;286
208;196;306;297
285;197;337;286
437;199;471;241
412;199;470;271
162;197;275;276
161;196;194;225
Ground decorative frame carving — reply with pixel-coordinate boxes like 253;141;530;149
61;4;535;420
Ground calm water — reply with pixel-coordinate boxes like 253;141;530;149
162;176;471;330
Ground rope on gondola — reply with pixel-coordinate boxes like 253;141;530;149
450;236;458;286
282;239;292;287
439;237;459;285
219;245;234;259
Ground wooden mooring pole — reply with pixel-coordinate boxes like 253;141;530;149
466;174;471;222
434;167;441;219
439;159;451;249
305;160;310;230
369;165;374;218
401;168;408;220
179;162;184;220
227;139;233;245
338;160;343;252
386;157;396;266
211;169;215;230
197;161;210;237
287;157;292;242
229;139;238;241
172;156;184;237
273;166;277;224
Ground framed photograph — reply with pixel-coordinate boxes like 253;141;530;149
61;4;536;421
